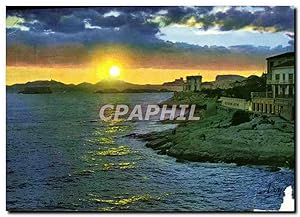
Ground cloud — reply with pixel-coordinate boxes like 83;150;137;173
288;40;294;47
7;36;294;70
6;6;294;36
215;8;255;31
6;7;165;46
252;7;294;32
150;6;294;33
103;10;121;17
6;6;295;69
6;24;162;47
6;16;30;31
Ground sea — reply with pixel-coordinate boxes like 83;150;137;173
6;92;294;211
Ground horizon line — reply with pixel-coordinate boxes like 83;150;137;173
6;73;262;86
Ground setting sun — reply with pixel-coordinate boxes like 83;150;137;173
109;66;121;77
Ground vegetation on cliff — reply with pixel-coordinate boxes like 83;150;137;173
131;93;294;169
201;75;266;100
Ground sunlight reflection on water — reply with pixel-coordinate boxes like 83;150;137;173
6;92;294;211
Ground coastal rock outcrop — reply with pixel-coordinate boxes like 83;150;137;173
132;107;294;169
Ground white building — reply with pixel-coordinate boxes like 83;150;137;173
251;52;295;121
266;52;295;98
162;77;185;92
183;75;202;92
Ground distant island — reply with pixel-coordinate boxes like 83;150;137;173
18;86;52;94
7;74;258;96
95;88;170;94
7;79;167;94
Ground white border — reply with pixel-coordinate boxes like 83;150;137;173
2;0;298;6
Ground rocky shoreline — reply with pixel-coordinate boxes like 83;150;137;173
128;104;294;170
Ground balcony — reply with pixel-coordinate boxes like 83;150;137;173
266;79;294;85
251;91;273;98
251;91;295;99
275;98;294;105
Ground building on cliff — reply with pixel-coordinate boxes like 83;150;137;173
162;77;185;91
162;75;202;92
219;97;251;111
251;52;295;121
183;75;202;92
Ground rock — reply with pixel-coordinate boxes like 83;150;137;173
157;150;166;155
256;123;274;130
146;138;168;149
167;146;184;157
124;133;137;138
182;153;199;161
267;166;281;172
141;102;294;169
159;142;173;150
198;134;206;140
231;110;250;126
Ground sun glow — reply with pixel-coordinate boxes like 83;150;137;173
109;66;121;77
6;66;261;85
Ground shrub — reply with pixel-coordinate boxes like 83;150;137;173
231;110;250;126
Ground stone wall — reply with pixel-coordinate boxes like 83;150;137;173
251;97;294;121
163;85;184;92
219;97;251;111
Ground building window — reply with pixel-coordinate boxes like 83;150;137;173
289;73;293;80
289;85;293;96
282;86;286;96
283;74;286;81
275;74;280;80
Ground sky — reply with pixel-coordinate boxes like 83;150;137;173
6;6;295;85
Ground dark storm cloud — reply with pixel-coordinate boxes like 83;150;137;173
252;6;294;31
7;7;162;32
88;14;128;28
7;26;163;47
6;7;163;44
164;7;211;22
6;38;294;68
6;6;295;67
56;15;85;33
215;8;255;31
6;6;294;39
6;7;169;46
228;44;293;56
288;40;295;47
6;7;214;35
146;6;294;33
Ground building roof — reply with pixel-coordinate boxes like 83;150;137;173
186;75;202;79
163;78;185;86
266;52;295;60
